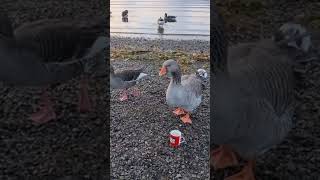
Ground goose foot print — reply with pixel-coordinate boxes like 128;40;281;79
78;77;92;112
119;90;129;101
131;88;141;97
173;108;185;116
225;160;256;180
212;145;239;169
180;113;192;124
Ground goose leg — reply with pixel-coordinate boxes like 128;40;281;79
180;113;192;124
212;145;239;169
131;87;141;97
225;160;256;180
30;90;56;124
173;108;185;116
119;90;129;101
78;76;92;112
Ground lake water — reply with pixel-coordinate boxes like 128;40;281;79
110;0;210;40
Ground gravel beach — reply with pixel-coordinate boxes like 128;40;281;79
110;37;210;179
0;1;108;178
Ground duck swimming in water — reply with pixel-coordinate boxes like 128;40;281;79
164;13;176;22
158;17;165;26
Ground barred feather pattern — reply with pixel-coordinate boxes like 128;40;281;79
213;39;295;158
14;18;105;62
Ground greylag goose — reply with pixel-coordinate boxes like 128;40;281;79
159;59;207;124
122;10;128;18
10;16;107;123
158;17;165;26
110;65;147;101
210;23;311;180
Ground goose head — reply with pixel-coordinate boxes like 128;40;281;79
272;23;311;53
159;59;180;78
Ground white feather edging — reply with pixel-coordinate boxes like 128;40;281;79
136;73;148;80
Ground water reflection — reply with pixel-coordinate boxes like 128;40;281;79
111;0;209;40
158;26;164;34
122;17;128;22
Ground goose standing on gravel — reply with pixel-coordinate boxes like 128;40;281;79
159;59;207;124
122;10;128;18
210;22;311;179
110;65;147;101
12;17;108;123
158;17;165;26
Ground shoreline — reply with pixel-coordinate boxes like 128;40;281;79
111;36;210;54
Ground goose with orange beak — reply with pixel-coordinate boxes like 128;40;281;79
159;59;207;124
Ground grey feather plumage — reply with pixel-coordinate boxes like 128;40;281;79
110;65;146;89
14;18;106;62
162;59;205;112
0;13;107;86
212;37;296;159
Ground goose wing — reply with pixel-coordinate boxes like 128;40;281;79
115;68;144;81
181;74;203;97
110;75;136;89
214;39;295;158
14;17;106;62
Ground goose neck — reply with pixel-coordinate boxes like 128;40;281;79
170;70;181;84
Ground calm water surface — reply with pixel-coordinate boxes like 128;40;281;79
110;0;210;40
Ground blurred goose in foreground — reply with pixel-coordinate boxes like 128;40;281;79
12;17;107;123
164;13;176;22
159;59;207;124
122;10;128;18
110;65;147;101
210;23;312;180
158;17;165;26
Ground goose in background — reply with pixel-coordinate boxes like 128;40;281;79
11;16;108;123
158;17;165;26
110;65;147;101
210;22;313;180
159;59;207;124
122;10;128;18
164;13;176;22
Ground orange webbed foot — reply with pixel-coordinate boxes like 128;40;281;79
212;145;239;170
180;113;192;124
173;108;186;116
225;160;256;180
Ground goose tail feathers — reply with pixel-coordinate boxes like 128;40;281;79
196;69;208;80
136;72;148;80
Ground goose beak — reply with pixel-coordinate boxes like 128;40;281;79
159;67;167;76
